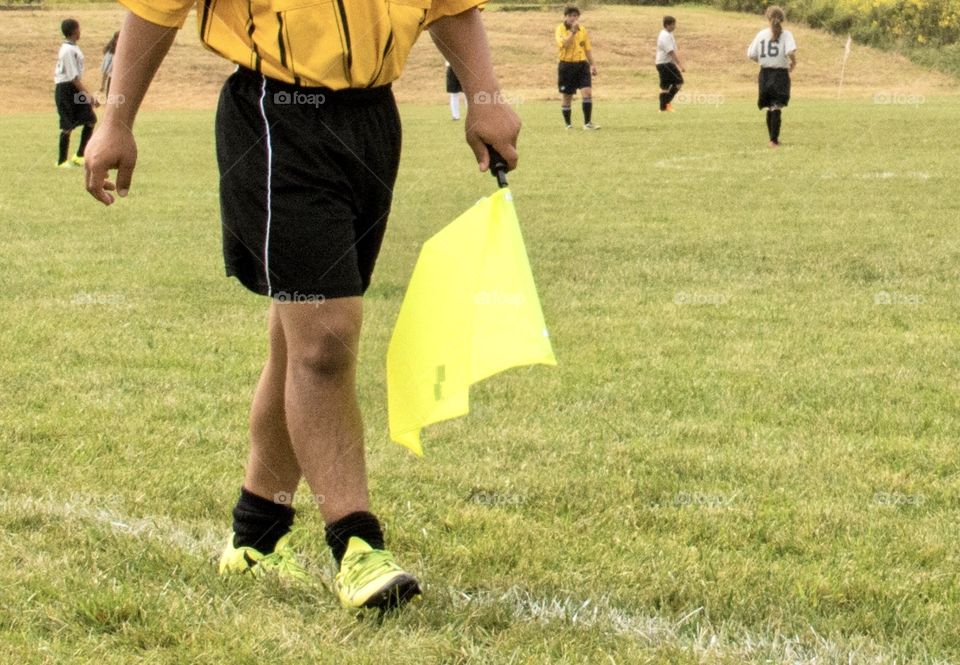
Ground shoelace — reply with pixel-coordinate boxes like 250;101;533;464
259;543;308;580
340;550;400;587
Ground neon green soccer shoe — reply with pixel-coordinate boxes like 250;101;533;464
335;537;421;610
218;532;309;582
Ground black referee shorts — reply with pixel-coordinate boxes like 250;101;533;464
55;81;97;131
758;67;791;109
558;61;591;94
656;63;684;90
215;67;401;300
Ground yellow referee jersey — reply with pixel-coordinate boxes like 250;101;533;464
555;23;590;62
120;0;483;89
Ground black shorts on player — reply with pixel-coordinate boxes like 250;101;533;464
558;60;591;94
55;81;97;131
446;67;463;94
758;67;791;109
656;63;684;90
216;67;401;300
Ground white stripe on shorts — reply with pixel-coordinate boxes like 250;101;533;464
257;75;274;297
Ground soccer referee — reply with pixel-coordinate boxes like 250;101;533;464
83;0;519;611
555;5;599;129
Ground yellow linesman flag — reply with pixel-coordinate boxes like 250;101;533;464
387;188;557;455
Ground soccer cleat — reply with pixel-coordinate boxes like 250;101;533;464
218;532;309;582
565;124;573;129
665;104;675;112
583;122;601;130
56;160;75;168
334;537;421;610
769;140;780;148
71;155;85;166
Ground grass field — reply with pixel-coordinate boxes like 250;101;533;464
2;92;960;663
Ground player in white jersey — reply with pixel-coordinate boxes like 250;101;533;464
747;6;797;147
655;16;685;112
54;19;99;168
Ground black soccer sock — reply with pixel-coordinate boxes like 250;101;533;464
231;487;295;553
582;99;593;124
659;92;669;110
666;85;680;104
561;106;572;126
770;109;782;143
58;132;70;164
77;124;94;157
765;110;773;139
325;511;385;566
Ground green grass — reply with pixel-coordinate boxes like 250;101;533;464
2;96;960;663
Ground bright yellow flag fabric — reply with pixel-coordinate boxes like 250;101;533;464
387;188;557;455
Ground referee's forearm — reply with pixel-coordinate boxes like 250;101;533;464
429;9;500;99
103;12;176;129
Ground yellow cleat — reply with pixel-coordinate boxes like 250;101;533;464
218;532;308;582
334;537;421;610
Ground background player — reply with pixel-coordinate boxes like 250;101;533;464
445;60;465;120
100;31;119;98
54;19;98;168
555;6;599;130
748;6;797;146
655;16;685;113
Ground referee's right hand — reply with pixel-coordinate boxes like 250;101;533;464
85;122;137;206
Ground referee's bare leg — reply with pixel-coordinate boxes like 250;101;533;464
244;298;369;522
242;304;303;504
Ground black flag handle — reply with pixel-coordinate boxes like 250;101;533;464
486;145;509;189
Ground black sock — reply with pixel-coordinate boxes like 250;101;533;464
77;124;94;157
659;92;669;110
770;109;782;143
582;99;592;124
325;511;385;566
58;132;70;164
666;85;680;104
766;110;773;139
561;107;571;126
231;487;295;553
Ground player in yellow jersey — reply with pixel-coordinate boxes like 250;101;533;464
555;6;599;129
83;0;520;611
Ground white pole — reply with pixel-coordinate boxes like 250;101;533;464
837;35;852;99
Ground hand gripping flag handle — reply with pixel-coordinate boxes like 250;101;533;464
486;145;509;189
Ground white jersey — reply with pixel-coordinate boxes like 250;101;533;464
101;51;114;76
747;28;796;69
54;41;84;84
656;29;677;65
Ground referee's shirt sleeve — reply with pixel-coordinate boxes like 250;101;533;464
425;0;486;26
118;0;196;28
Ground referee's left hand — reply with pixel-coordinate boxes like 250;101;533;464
465;93;520;173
